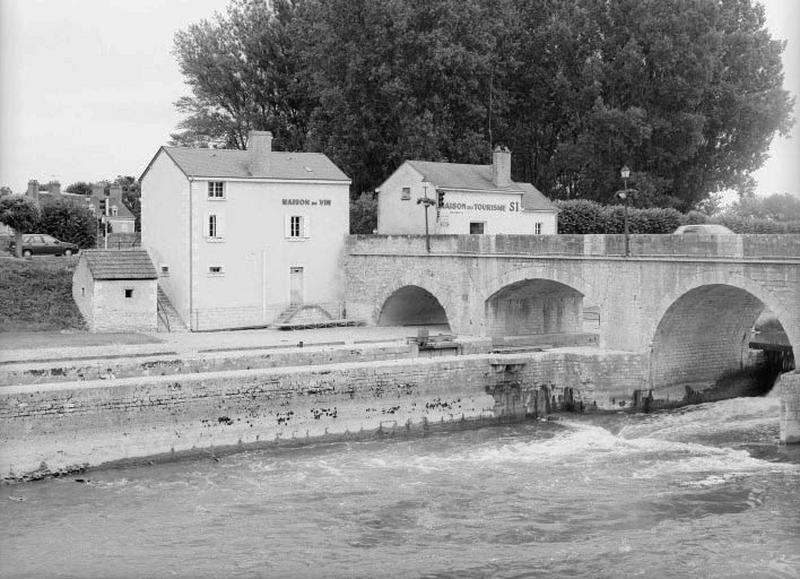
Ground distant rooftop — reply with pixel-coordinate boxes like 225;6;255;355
83;249;157;280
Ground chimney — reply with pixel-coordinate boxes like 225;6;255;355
248;130;273;175
48;181;61;196
27;179;39;202
91;184;105;200
109;184;123;202
492;146;511;188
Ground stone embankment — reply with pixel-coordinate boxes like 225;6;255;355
0;338;647;482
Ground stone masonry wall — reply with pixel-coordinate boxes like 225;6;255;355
92;279;157;333
345;235;799;392
0;350;647;481
780;372;800;444
0;339;490;386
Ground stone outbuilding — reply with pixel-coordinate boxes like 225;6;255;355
72;250;158;332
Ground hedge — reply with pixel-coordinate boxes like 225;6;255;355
555;200;800;234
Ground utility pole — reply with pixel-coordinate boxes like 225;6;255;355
417;181;436;253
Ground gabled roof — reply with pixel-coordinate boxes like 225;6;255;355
142;147;350;182
83;250;157;280
406;160;557;212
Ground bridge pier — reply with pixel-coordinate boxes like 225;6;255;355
780;372;800;444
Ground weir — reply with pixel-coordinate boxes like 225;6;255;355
1;347;648;482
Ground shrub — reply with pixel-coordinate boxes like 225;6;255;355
638;207;684;233
683;210;708;225
714;215;783;234
350;192;378;234
39;199;97;248
555;199;605;233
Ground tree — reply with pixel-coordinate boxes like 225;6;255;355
174;0;793;211
0;195;40;258
171;0;308;151
350;192;378;234
66;182;93;196
726;192;800;222
39;199;97;249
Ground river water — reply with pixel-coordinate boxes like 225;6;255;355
1;394;799;578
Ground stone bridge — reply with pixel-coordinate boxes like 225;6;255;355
345;234;799;396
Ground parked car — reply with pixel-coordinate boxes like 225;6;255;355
673;224;734;235
8;234;80;257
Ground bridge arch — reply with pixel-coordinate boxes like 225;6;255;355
649;276;796;393
375;284;452;329
483;267;595;339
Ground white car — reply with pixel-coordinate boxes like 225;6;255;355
673;224;734;235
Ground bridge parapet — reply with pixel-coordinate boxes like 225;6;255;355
347;234;800;261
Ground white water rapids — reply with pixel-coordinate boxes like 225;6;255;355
1;394;798;578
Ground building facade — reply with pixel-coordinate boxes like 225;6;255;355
89;184;136;234
377;147;558;235
140;131;351;331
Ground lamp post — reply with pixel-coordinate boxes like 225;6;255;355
618;165;631;257
417;181;436;253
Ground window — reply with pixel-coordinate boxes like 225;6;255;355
285;215;309;239
208;181;225;199
160;265;170;276
124;289;134;298
111;205;118;217
208;265;224;275
206;212;224;240
290;215;302;237
401;187;411;201
469;222;485;235
534;222;543;235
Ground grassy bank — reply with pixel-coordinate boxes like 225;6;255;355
0;256;86;331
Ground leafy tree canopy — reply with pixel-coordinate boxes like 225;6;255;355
173;0;793;212
39;199;97;249
726;192;800;221
0;195;41;257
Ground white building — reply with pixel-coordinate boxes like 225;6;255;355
377;147;558;235
140;131;351;331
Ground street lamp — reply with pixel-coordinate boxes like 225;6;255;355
618;165;631;257
417;181;436;253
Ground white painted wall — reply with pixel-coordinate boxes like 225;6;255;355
377;163;429;235
141;151;191;326
189;178;350;330
377;162;557;235
436;190;556;235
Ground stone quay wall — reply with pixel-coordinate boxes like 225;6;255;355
0;349;647;482
0;338;490;387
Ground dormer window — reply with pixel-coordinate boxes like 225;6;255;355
208;181;225;199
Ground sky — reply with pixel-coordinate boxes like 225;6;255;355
0;0;798;198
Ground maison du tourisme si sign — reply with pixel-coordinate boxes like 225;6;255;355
441;201;523;212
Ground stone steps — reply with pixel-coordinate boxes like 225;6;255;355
157;286;188;333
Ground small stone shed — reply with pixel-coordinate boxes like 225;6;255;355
72;249;158;332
